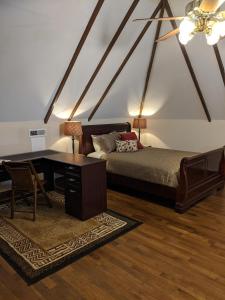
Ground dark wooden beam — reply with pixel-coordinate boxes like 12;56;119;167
139;4;164;117
68;0;140;121
213;44;225;86
44;0;105;124
164;0;211;122
88;0;163;122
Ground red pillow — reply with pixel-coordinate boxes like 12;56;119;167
120;132;144;149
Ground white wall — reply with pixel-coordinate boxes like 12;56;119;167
1;117;225;157
0;120;67;156
0;0;224;155
141;119;225;152
0;118;129;156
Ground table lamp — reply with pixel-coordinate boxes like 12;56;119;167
133;118;147;141
64;121;83;154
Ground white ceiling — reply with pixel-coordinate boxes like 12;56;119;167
0;0;224;122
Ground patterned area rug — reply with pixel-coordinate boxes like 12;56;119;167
0;192;141;284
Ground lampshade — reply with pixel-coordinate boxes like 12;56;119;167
64;121;83;137
133;118;147;129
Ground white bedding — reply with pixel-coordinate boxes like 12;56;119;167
87;151;106;159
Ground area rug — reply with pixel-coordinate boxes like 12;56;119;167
0;192;141;284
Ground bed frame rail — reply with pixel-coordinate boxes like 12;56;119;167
176;147;225;212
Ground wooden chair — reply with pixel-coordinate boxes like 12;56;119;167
2;161;52;221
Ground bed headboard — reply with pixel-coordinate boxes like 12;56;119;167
80;122;131;155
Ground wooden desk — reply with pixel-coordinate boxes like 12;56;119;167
0;150;107;220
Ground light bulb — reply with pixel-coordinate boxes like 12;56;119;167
212;22;223;37
219;21;225;37
206;31;220;45
179;32;193;45
179;18;195;35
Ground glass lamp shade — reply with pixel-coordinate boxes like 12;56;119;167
64;121;83;137
179;18;195;35
179;18;195;45
133;118;147;129
179;32;193;45
218;21;225;37
206;31;220;45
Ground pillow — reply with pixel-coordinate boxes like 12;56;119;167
115;140;128;153
126;140;138;152
87;151;105;159
120;132;144;149
116;140;138;153
91;132;121;153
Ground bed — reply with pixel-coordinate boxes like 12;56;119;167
79;122;225;213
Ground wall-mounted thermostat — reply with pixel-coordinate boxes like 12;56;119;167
29;129;46;137
29;129;46;152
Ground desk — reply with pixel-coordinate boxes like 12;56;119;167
0;150;107;220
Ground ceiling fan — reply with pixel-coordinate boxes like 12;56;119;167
134;0;225;45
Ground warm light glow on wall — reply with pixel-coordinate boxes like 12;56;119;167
141;132;168;149
53;105;86;119
54;109;72;120
51;137;70;152
128;97;166;117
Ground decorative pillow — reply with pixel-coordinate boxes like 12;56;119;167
116;140;128;153
116;140;138;153
91;132;121;153
120;132;144;149
126;140;138;152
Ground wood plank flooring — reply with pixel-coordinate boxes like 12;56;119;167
1;188;225;300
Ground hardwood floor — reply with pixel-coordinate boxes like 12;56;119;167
1;188;225;300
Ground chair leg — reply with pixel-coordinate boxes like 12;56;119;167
11;189;15;219
33;186;37;222
39;186;52;208
30;162;52;208
44;193;52;208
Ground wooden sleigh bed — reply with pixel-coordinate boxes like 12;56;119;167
79;122;225;213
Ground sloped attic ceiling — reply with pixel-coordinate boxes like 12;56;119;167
0;0;224;122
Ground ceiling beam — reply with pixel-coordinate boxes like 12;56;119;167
68;0;140;121
88;0;163;122
44;0;105;124
213;44;225;86
139;4;164;117
164;0;211;122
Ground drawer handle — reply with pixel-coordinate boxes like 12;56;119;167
68;178;79;182
69;189;78;193
67;166;77;171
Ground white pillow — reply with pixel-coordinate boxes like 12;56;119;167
87;152;105;159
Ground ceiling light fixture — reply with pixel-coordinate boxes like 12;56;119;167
134;0;225;46
179;8;225;45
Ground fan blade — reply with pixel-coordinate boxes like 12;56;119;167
133;16;185;22
200;0;225;12
156;28;180;42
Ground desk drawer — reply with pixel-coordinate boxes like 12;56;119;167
65;165;80;175
65;174;81;184
65;183;81;192
65;188;81;198
65;189;82;216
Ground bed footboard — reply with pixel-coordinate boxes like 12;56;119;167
176;147;225;213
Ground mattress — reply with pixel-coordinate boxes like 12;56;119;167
88;147;197;187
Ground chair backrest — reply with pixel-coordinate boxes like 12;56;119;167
2;161;35;191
